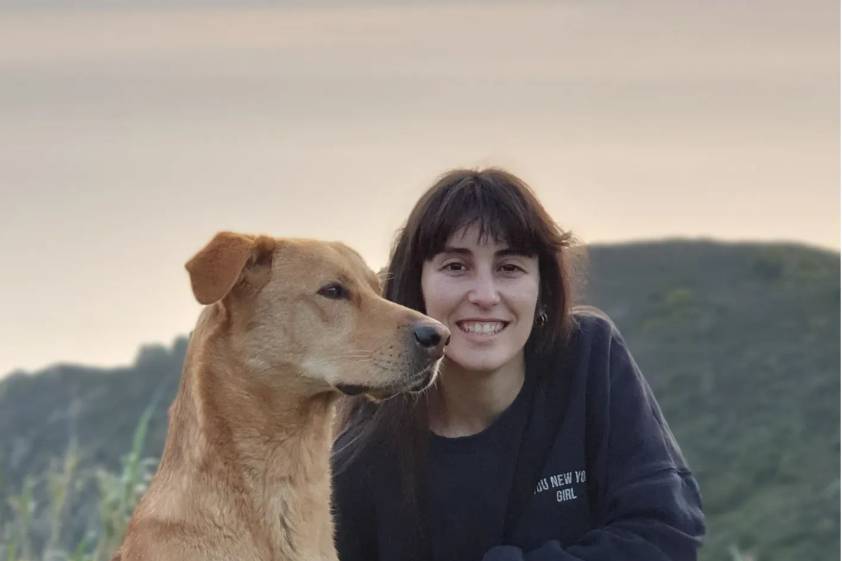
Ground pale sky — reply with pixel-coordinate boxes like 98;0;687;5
1;0;838;377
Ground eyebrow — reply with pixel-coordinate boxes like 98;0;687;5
439;246;533;258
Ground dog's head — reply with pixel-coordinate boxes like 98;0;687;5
185;232;449;400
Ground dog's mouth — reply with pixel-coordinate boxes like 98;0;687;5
335;364;439;400
335;383;369;396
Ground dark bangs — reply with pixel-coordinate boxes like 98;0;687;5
414;172;545;260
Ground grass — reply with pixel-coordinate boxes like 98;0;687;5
0;405;157;561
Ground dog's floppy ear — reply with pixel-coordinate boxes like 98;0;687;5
186;232;257;305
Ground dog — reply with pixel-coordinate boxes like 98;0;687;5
112;232;449;561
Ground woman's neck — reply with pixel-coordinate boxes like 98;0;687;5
427;352;525;438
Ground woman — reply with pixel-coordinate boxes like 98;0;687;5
332;168;704;561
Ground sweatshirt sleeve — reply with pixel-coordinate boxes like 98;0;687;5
483;323;705;561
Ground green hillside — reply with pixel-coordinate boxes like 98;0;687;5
0;240;838;561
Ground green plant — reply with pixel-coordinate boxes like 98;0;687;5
43;437;80;559
92;404;157;561
4;476;35;561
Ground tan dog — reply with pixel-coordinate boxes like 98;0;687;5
113;232;449;561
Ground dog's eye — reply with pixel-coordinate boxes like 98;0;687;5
317;282;348;300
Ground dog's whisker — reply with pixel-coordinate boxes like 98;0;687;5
318;354;373;361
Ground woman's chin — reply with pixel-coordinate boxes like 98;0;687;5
442;350;514;375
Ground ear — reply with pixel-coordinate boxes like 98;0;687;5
185;232;257;305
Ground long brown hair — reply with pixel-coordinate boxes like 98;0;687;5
334;167;577;510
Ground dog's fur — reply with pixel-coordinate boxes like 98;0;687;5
112;232;448;561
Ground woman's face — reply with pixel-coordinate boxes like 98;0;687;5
420;225;540;374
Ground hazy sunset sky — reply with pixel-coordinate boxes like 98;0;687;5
1;0;838;376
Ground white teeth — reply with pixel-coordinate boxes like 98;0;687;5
459;321;504;335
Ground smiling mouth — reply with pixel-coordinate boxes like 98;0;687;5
455;320;509;336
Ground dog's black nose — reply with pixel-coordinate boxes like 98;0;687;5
414;324;441;347
413;322;450;353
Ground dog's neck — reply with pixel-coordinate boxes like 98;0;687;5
195;358;337;466
159;327;340;560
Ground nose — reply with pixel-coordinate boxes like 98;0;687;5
413;321;451;356
467;271;500;307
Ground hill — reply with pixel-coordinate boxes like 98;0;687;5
0;239;838;561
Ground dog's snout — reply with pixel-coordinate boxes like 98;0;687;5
413;322;450;355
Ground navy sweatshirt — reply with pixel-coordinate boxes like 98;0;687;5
332;308;705;561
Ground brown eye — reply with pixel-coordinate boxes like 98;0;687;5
441;261;466;272
317;282;348;300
